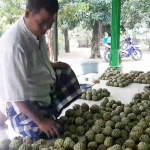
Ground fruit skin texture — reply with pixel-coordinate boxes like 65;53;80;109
31;143;39;150
23;137;32;145
76;126;85;136
13;136;23;143
111;129;121;138
137;142;149;150
9;140;23;150
97;144;107;150
81;103;89;112
103;126;112;136
71;134;78;143
104;137;114;147
85;131;95;142
54;138;64;148
109;144;122;150
18;143;32;150
63;137;75;149
90;104;100;113
36;139;46;145
87;141;97;150
73;142;86;150
95;134;105;144
92;125;102;133
0;139;11;150
139;134;150;143
124;140;136;149
75;117;85;126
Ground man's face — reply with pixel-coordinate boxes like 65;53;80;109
25;9;56;36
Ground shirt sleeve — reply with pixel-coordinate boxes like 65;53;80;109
1;43;30;102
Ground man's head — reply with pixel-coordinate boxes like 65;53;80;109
24;0;59;36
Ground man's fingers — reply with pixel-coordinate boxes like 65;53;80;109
45;130;50;138
55;123;60;128
49;128;55;138
52;126;60;138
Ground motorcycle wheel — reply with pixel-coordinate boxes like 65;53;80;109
104;49;110;62
131;48;142;61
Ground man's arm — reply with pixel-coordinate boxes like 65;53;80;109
14;101;43;125
2;44;60;137
2;45;29;101
2;45;43;124
49;61;55;67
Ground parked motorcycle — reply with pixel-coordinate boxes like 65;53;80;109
104;38;142;62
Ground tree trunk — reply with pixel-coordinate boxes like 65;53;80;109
132;30;138;44
47;28;54;61
148;41;150;50
64;28;70;53
90;21;102;58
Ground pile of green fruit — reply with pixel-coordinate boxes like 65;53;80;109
106;73;133;87
3;85;150;150
143;85;150;93
0;136;54;150
99;68;121;80
132;85;150;101
92;79;100;84
55;91;150;150
99;68;145;82
133;72;150;84
129;71;144;79
81;88;110;101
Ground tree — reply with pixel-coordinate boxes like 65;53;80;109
76;0;111;58
58;0;88;53
0;0;24;33
121;0;150;29
121;0;150;48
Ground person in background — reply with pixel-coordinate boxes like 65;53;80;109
103;32;111;46
103;32;121;63
0;0;81;139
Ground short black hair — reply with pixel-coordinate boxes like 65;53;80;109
26;0;59;14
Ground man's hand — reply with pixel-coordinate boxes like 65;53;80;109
15;101;60;138
51;61;70;69
38;119;60;138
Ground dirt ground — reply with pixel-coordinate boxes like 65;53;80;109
58;45;150;73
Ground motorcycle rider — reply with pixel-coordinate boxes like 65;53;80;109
103;33;111;48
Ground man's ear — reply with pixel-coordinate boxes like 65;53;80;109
25;9;30;18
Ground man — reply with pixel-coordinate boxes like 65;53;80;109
103;33;111;46
0;0;81;139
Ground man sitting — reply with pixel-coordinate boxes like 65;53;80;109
0;0;81;139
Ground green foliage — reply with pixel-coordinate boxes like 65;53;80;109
121;0;150;29
76;0;112;30
58;0;112;33
0;0;149;38
0;0;24;32
58;0;88;30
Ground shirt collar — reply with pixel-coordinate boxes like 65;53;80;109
19;16;39;43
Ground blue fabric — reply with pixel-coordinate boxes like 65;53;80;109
103;37;111;44
103;37;108;44
6;67;82;138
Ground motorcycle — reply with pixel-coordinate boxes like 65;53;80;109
104;38;142;62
